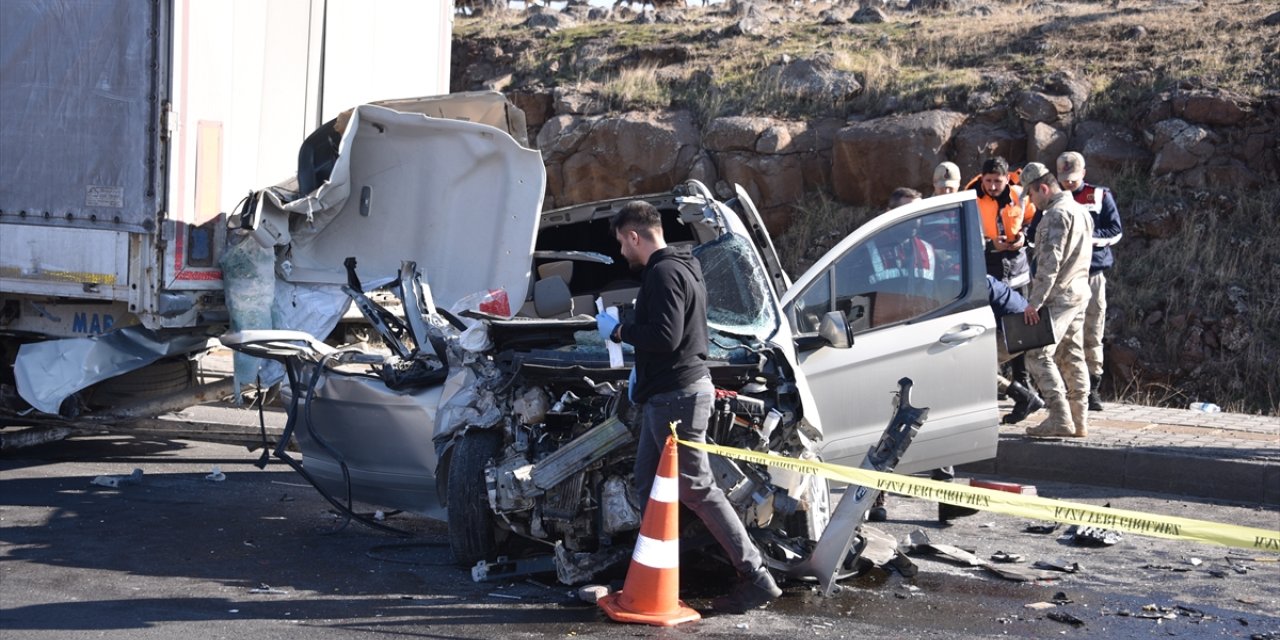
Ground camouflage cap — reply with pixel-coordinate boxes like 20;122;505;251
1020;161;1054;186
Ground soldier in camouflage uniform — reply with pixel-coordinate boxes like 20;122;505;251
1057;151;1123;412
1018;163;1094;438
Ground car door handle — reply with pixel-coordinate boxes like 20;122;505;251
939;324;986;345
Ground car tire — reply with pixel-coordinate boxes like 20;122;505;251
447;429;503;566
84;356;195;410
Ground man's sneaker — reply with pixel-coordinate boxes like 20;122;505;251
711;566;782;614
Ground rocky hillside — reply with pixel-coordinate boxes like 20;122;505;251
452;0;1280;414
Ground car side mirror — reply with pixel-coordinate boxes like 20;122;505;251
818;311;854;349
797;311;855;351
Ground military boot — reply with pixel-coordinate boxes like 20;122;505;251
1002;383;1046;424
1070;395;1089;438
1088;374;1104;412
1026;396;1075;437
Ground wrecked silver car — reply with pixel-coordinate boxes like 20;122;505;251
224;181;835;581
221;93;999;584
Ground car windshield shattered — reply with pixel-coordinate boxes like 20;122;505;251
698;232;780;347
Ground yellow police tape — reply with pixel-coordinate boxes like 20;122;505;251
675;437;1280;553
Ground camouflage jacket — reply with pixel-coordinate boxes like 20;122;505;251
1027;191;1094;311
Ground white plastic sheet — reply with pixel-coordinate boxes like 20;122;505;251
15;327;211;415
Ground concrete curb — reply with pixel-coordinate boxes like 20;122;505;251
960;435;1280;506
961;405;1280;506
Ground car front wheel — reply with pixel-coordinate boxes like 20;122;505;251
447;429;503;566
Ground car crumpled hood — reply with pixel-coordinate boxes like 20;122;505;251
272;100;546;312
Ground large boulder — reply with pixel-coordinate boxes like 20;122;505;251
723;1;773;37
1025;122;1069;167
524;11;575;30
1144;87;1251;128
702;117;840;231
552;87;607;116
851;6;887;23
1180;159;1264;190
1014;90;1074;125
1150;118;1217;176
1044;71;1092;115
537;114;595;164
952;122;1023;179
716;151;811;219
538;110;703;207
1069;120;1153;185
831;110;967;206
766;56;862;104
703;116;776;152
508;89;555;129
1242;128;1280;180
1173;89;1248;127
786;118;844;155
704;116;841;154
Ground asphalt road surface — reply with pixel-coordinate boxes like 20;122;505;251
2;434;1277;639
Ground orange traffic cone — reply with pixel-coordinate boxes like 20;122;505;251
598;434;701;626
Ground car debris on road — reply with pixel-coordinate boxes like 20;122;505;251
89;468;143;488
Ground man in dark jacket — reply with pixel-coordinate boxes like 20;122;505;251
596;200;781;614
987;274;1036;395
1057;152;1123;412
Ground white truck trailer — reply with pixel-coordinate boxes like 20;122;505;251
0;0;452;427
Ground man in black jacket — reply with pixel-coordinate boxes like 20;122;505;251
596;200;781;614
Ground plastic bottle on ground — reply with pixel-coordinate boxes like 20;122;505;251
1188;402;1221;413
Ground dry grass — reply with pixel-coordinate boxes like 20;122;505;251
457;0;1277;119
1104;183;1280;414
599;62;671;110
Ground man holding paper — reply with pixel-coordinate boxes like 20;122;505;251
596;200;781;614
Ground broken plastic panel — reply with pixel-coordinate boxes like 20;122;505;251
779;377;927;595
15;326;211;415
220;227;277;394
